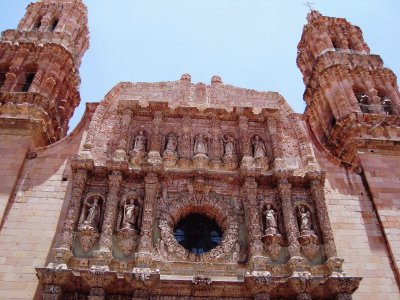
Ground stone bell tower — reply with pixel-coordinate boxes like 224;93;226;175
0;0;89;145
297;10;400;286
297;10;400;167
0;0;88;224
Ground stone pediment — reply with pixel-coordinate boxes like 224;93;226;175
104;74;285;112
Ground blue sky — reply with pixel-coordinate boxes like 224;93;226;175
1;1;399;132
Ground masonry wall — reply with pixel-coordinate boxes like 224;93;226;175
0;132;32;227
0;112;91;300
314;144;400;299
359;151;400;284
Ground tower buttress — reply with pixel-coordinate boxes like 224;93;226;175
0;0;89;146
297;11;400;167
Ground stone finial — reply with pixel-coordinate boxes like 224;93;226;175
211;75;222;85
306;10;322;22
180;73;191;82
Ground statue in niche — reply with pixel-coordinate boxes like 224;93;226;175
298;206;312;233
165;134;178;153
83;196;101;229
222;135;235;156
133;130;147;151
194;134;208;155
251;135;267;159
122;199;140;231
263;204;278;235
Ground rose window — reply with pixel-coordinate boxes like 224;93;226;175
173;213;222;255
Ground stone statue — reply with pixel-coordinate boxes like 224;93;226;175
133;130;147;151
194;134;207;155
165;134;178;152
83;196;101;229
298;206;312;232
122;199;139;230
251;135;266;159
222;135;235;156
263;204;278;234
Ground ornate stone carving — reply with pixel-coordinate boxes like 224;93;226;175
129;130;147;165
193;134;210;168
261;204;283;261
43;284;62;300
252;135;270;169
157;191;239;263
162;133;179;167
77;196;103;253
116;193;143;256
222;134;238;169
192;275;212;289
297;205;320;259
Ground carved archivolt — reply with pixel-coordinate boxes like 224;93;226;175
156;192;242;263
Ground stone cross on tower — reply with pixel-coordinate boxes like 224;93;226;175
303;1;315;11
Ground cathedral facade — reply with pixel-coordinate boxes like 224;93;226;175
0;1;399;299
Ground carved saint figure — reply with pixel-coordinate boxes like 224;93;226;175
133;130;147;151
194;134;207;155
298;206;312;232
165;134;178;152
263;204;278;232
83;196;101;229
122;199;140;230
222;135;235;156
252;135;267;158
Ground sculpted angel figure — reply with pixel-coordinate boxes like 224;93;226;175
194;134;207;155
122;199;140;230
251;135;267;159
222;135;235;156
133;130;147;151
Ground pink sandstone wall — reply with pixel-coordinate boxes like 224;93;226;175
0;106;93;300
0;134;31;227
313;144;400;299
359;152;400;285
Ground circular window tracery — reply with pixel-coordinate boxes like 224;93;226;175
173;213;222;255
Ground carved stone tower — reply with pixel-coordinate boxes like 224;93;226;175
0;0;89;145
297;10;400;167
0;0;88;227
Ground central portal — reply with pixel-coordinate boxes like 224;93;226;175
173;213;222;255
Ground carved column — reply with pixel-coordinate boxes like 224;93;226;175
242;177;264;270
309;178;342;272
146;111;163;165
54;168;87;265
277;176;305;272
239;116;254;170
88;287;106;300
135;172;158;267
94;171;123;264
42;284;62;300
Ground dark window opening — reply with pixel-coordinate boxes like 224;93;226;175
50;19;59;32
0;72;6;88
174;213;222;255
33;18;42;30
22;72;35;92
355;93;370;113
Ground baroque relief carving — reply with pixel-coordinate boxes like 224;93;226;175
296;205;320;260
156;191;241;263
77;195;104;253
116;192;144;256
